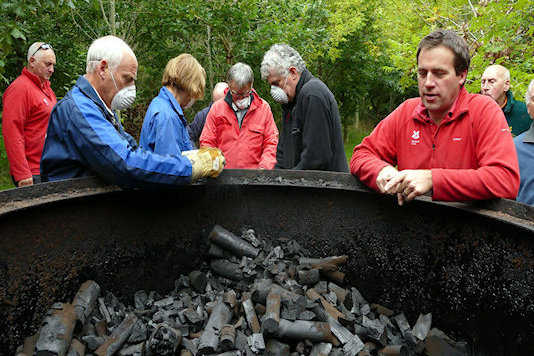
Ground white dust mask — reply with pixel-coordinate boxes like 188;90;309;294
270;74;289;104
235;96;251;110
110;69;136;110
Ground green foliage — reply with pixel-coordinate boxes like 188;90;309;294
0;124;14;191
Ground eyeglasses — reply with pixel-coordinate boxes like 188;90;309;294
30;43;53;58
230;89;252;99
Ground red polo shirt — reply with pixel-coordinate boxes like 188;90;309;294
2;67;56;181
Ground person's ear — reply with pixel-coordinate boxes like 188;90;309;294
504;79;510;92
98;60;108;80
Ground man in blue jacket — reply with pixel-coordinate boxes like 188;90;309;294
41;36;224;189
514;79;534;205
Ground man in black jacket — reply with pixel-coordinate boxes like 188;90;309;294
260;44;348;172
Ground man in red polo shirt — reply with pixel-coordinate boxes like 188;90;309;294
2;42;57;187
351;30;519;205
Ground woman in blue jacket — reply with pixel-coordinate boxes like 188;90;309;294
140;54;206;155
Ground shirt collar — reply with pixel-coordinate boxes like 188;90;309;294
22;67;50;90
522;123;534;143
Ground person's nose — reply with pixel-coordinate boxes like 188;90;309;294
424;73;436;88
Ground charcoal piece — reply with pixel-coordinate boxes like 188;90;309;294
82;335;105;352
213;352;240;356
328;282;351;307
181;337;198;355
362;316;386;346
298;268;320;285
339;303;356;326
198;301;234;354
343;335;365;356
262;289;281;335
273;246;284;258
424;328;467;356
314;281;328;294
243;298;261;333
147;324;182;356
247;333;265;353
208;243;233;259
118;343;145;356
255;303;266;316
235;330;248;352
329;348;344;356
241;228;261;247
360;304;370;316
72;280;101;327
412;313;432;341
210;259;243;281
99;298;112;323
220;324;236;351
181;350;193;356
299;310;316;321
284;239;304;256
281;299;298;320
306;288;344;321
295;341;306;353
378;345;408;356
35;302;77;356
209;225;260;258
22;332;38;356
265;339;290;356
128;320;148;343
356;342;377;356
66;338;85;356
154;296;175;308
328;315;357;345
95;319;107;337
371;303;394;317
184;307;204;325
275;319;337;344
94;313;137;356
310;342;332;356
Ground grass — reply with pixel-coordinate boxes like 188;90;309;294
0;126;14;191
344;121;375;167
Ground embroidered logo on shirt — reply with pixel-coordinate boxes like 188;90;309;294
411;130;420;145
452;137;462;141
43;98;49;105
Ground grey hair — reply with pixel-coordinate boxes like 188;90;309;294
27;42;48;62
86;36;136;74
526;79;534;104
226;63;254;87
260;44;306;79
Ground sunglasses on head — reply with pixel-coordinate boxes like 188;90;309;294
30;43;53;58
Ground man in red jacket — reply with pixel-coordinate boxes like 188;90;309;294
2;42;57;187
200;62;278;169
351;29;519;205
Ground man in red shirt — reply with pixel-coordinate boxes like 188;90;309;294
200;62;278;169
351;29;519;205
2;42;57;187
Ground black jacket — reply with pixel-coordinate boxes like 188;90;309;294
275;69;348;172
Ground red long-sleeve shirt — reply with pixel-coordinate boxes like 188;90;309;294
350;87;519;201
2;68;56;181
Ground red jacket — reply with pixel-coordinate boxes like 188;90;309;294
350;87;520;201
2;68;56;180
200;89;278;169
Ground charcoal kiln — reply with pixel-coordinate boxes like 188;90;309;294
0;170;533;355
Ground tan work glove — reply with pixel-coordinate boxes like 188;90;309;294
182;147;226;181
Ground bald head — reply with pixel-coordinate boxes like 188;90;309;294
26;42;56;83
212;82;228;102
481;65;510;106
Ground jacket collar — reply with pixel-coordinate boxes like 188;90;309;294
160;86;186;124
22;67;51;90
502;90;515;114
75;75;121;130
281;68;313;112
414;86;469;124
522;123;534;143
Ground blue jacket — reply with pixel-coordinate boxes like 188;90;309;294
187;104;212;148
40;76;193;189
140;87;194;155
514;123;534;205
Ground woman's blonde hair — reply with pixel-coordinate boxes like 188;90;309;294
162;54;206;100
